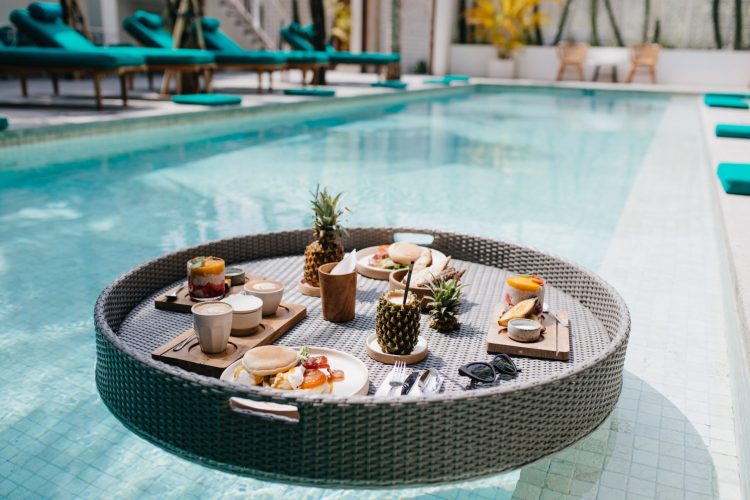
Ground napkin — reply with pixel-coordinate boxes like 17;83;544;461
331;249;356;275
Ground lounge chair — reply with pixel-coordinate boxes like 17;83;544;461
11;2;215;94
280;22;399;78
555;42;589;81
625;44;660;84
197;17;329;90
0;37;145;109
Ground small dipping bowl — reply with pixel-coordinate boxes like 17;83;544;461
225;267;246;287
243;280;285;316
507;318;543;343
221;294;263;335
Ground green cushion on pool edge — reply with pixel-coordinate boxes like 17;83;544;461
717;163;750;195
716;124;750;139
423;77;451;85
0;116;8;131
171;94;241;106
371;80;407;89
444;74;470;82
283;88;335;97
704;95;749;109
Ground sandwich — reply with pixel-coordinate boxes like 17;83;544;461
233;345;344;394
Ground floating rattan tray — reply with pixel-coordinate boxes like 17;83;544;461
94;227;629;487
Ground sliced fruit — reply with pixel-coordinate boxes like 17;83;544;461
498;298;537;327
507;275;543;292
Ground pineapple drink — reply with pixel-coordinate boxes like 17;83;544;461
376;291;421;355
187;256;225;301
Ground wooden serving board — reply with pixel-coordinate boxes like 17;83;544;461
151;303;306;377
486;304;570;361
154;274;265;313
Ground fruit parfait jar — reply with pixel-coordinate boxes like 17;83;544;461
504;274;545;307
376;290;421;355
187;256;226;301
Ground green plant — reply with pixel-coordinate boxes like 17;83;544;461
427;278;465;333
553;0;573;45
465;0;548;59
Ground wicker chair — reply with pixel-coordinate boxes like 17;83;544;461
555;42;589;81
625;44;661;83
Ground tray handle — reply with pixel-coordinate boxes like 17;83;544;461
392;232;435;246
227;397;300;424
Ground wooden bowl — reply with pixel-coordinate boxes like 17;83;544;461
388;269;432;310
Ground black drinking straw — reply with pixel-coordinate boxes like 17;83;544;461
403;261;415;306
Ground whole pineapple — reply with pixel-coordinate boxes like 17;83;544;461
303;186;347;287
427;278;464;333
376;291;421;355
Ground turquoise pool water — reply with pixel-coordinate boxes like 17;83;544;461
0;88;668;497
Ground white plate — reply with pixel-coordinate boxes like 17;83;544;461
355;245;447;281
365;333;428;365
220;346;369;397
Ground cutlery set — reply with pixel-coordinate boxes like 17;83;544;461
375;363;444;397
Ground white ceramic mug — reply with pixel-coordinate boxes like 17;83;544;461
243;280;284;316
221;294;263;335
191;301;233;353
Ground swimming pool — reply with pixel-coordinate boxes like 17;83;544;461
0;87;669;497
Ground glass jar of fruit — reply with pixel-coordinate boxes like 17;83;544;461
187;256;226;301
504;274;545;306
375;291;421;355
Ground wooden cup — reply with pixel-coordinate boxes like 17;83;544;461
318;262;357;322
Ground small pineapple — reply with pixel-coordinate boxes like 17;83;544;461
375;291;421;355
427;278;464;333
303;186;347;287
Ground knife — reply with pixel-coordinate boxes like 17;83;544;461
401;372;421;395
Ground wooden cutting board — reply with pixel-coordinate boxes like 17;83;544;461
151;303;306;377
486;304;570;361
154;274;265;313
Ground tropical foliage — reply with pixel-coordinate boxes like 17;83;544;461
465;0;548;58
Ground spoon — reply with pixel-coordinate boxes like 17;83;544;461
165;283;186;301
172;333;196;352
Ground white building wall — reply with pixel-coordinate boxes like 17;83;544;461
400;0;433;72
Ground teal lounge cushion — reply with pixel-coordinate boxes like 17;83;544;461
283;50;328;64
11;7;96;51
371;80;407;89
0;47;144;68
172;94;241;106
105;46;214;65
0;116;8;131
212;50;286;65
704;95;748;109
284;88;335;97
28;2;62;22
717;163;750;195
716;124;750;139
424;77;451;85
123;14;174;49
134;10;164;30
200;17;220;33
444;74;470;82
324;48;399;65
280;26;315;51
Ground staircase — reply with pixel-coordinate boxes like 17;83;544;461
217;0;291;50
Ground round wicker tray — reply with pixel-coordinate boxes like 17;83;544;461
95;227;630;487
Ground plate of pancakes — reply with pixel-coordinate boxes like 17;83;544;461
356;242;447;281
221;345;369;396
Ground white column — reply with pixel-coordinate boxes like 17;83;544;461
251;0;261;30
100;0;119;45
431;0;456;75
350;0;363;53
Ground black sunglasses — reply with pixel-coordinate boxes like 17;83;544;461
458;354;520;384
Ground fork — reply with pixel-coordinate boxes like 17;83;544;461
387;362;406;397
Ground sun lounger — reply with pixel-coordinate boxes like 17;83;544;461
198;17;327;91
716;124;750;139
0;38;145;109
717;163;750;195
12;3;214;94
280;22;399;76
704;94;750;109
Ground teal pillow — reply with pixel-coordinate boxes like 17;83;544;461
704;95;748;109
371;80;407;90
716;124;750;139
172;94;242;106
284;88;335;97
28;2;62;22
134;10;164;30
717;163;750;195
201;17;220;33
0;115;8;131
281;27;315;51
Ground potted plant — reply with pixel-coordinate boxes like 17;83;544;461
465;0;547;78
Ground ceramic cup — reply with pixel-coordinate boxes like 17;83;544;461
507;318;543;343
243;280;285;316
191;301;233;353
318;262;357;323
221;294;263;335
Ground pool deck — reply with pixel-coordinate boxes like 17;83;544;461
3;70;750;499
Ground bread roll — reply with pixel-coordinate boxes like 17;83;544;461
242;345;299;376
388;242;422;265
